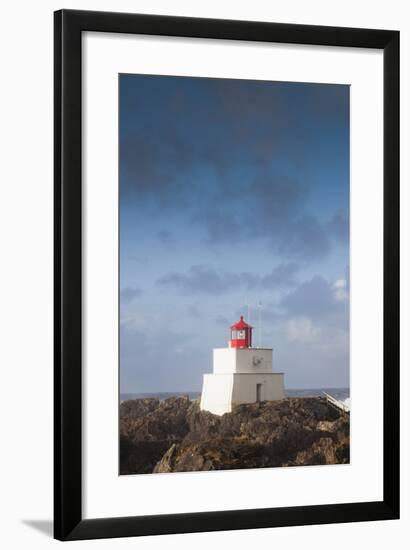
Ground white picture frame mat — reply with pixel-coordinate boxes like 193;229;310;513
83;31;383;519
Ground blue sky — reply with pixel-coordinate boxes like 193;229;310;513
119;74;349;393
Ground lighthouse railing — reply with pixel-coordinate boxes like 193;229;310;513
322;391;350;414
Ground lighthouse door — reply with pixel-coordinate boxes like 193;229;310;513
256;383;262;403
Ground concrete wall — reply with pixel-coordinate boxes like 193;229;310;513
200;374;234;415
200;372;285;415
231;373;285;405
213;348;275;374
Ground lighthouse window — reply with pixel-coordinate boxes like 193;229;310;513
231;329;246;340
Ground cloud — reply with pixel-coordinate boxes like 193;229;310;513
156;263;299;295
281;275;337;320
279;274;349;338
287;317;321;343
120;127;195;204
215;314;230;325
120;75;348;264
278;215;331;260
199;172;308;242
157;229;174;244
196;170;331;261
282;273;349;379
187;304;202;318
120;286;144;304
119;75;350;392
261;263;299;288
129;255;150;265
334;278;348;301
157;265;233;295
327;210;349;243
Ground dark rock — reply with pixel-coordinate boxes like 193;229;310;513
120;396;350;474
153;443;178;473
184;400;222;443
154;439;272;473
120;396;193;474
121;396;192;443
120;397;160;420
120;436;171;475
290;437;338;466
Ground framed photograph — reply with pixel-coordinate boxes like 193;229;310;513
54;9;399;541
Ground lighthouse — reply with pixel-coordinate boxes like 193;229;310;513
200;315;285;416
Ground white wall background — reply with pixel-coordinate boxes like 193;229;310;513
0;0;408;548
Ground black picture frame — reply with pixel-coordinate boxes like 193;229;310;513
54;9;400;541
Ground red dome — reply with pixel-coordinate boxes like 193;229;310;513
230;315;252;330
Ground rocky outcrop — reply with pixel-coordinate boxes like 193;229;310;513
120;396;192;474
120;396;349;475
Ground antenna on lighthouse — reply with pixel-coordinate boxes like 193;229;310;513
245;299;250;326
258;300;262;348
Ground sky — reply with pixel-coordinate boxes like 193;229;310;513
119;74;350;393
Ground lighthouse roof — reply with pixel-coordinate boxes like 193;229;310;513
230;315;252;330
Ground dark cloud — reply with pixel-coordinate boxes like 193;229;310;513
305;84;350;122
280;275;348;328
121;286;143;304
120;125;195;203
119;77;345;190
157;265;236;295
157;263;299;295
196;171;331;261
261;263;299;288
327;210;349;243
157;229;174;244
187;304;202;318
129;255;150;264
119;75;350;393
198;208;243;243
199;172;308;244
278;215;331;260
215;314;230;325
120;75;348;263
248;173;308;226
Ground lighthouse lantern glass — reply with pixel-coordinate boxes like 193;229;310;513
229;317;252;348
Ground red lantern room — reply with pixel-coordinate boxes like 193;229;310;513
229;315;253;348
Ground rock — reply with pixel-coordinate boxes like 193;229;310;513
153;443;178;473
317;420;336;432
291;437;338;466
184;401;222;443
154;439;271;473
120;396;193;474
120;396;350;474
120;437;171;475
121;396;192;443
120;397;160;420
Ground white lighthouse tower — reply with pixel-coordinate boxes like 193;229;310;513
200;315;285;416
